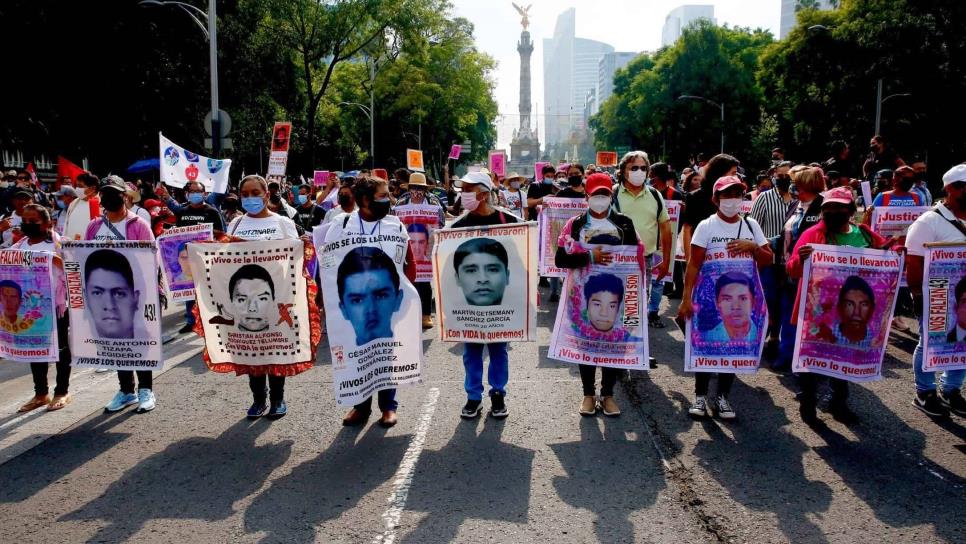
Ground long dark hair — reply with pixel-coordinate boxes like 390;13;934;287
700;154;740;193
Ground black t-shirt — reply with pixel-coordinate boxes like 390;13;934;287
682;188;716;229
656;185;684;202
294;203;325;230
177;203;225;231
555;187;585;199
452;209;520;228
525;182;557;220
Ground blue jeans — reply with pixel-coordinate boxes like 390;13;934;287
355;389;398;412
776;284;797;369
463;342;509;401
648;277;664;315
913;317;965;393
184;300;196;326
759;264;783;338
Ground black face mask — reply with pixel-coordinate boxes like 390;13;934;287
775;175;791;192
823;211;850;230
369;198;391;221
101;191;125;212
338;194;353;208
568;176;582;187
20;222;44;238
897;177;915;192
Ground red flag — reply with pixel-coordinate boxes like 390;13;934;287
25;162;39;187
57;156;85;185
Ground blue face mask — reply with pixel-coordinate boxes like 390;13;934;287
56;199;66;209
242;196;265;215
543;177;553;184
187;193;205;205
296;194;308;205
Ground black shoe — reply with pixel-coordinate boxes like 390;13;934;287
266;399;287;420
179;323;194;334
489;392;508;419
799;401;819;426
648;312;665;328
829;402;859;424
649;356;657;369
460;399;482;419
538;277;549;288
912;390;949;418
247;401;268;419
938;388;966;417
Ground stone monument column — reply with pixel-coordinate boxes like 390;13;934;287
518;31;533;132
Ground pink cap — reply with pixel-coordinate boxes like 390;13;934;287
712;175;746;195
821;186;854;206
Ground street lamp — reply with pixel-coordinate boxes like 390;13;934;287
875;79;911;135
339;101;374;168
678;95;725;154
140;0;221;157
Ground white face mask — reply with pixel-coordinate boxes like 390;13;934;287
588;195;611;214
718;198;743;218
509;181;520;190
461;190;481;212
627;169;647;187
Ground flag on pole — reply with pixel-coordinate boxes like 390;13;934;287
25;162;38;187
57;156;86;184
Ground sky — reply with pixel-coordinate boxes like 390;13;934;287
448;1;782;149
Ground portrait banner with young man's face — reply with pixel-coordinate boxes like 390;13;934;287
395;203;440;283
793;244;903;382
922;243;966;372
157;223;213;303
319;224;422;406
187;239;312;366
0;250;59;362
684;255;767;374
548;246;649;369
433;222;537;343
63;241;162;370
537;197;588;278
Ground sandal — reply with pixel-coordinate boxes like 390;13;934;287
18;395;50;413
47;394;72;412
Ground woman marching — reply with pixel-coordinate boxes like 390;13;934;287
554;173;645;417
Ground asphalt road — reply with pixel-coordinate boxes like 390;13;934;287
0;290;962;543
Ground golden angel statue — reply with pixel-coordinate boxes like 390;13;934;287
512;3;532;30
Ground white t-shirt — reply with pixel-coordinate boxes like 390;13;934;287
227;213;299;241
131;205;152;226
501;189;526;215
905;204;966;256
691;213;768;253
93;219;130;241
1;211;22;248
580;215;622;245
325;211;409;260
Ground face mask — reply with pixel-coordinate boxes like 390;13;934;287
20;223;44;238
588;195;611;214
0;182;8;189
718;198;742;218
242;196;265;215
187;193;205;205
461;191;481;212
369;198;391;221
56;199;67;209
295;194;308;205
897;178;915;192
775;176;791;192
568;176;582;187
338;194;353;208
101;191;125;212
627;170;647;187
509;181;521;190
542;177;553;185
823;211;850;230
790;184;799;198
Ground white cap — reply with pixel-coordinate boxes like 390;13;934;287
942;164;966;187
455;171;493;192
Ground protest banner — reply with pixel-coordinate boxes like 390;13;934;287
159;133;231;193
157;224;213;303
548;246;648;369
534;161;549;178
793;244;903;381
595;151;618;168
373;168;389;181
318;219;422;405
740;201;754;215
870;206;930;237
267;122;292;180
537;197;588;278
921;242;966;372
406;150;425;172
0;250;59;362
313;170;329;187
63;240;162;370
433;222;537;343
860;181;873;208
488;150;507;177
448;144;462;160
187;239;313;367
684;255;767;374
395;203;440;282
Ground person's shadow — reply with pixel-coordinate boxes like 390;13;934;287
60;419;292;543
244;424;409;543
690;386;833;543
400;417;535;543
550;415;667;542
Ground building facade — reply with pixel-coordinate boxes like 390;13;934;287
661;5;716;47
780;0;836;39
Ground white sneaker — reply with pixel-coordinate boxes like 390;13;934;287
715;396;736;420
95;368;112;374
688;395;710;418
135;389;156;413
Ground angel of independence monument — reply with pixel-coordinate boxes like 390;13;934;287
507;3;541;178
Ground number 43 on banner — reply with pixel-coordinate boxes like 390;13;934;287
407;149;425;172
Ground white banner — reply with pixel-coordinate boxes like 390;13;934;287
395;203;441;283
537;197;587;277
870;206;930;238
159;133;231;193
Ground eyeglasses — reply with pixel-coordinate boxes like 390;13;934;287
628;166;648;172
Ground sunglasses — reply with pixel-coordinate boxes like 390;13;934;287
628;165;648;172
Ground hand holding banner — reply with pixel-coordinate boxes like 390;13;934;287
0;250;59;362
157;224;213;303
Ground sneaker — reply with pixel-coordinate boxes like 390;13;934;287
135;389;156;413
267;400;288;420
247;401;268;419
938;389;966;417
714;396;736;420
688;396;710;418
178;323;195;334
460;399;482;419
489;392;508;419
104;391;138;412
912;390;949;418
578;396;598;416
600;396;621;417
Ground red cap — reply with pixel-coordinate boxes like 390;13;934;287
712;175;747;195
585;173;614;196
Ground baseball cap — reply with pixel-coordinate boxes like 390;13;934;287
585;173;614;196
55;186;78;198
942;164;966;187
99;175;127;194
712;175;747;195
407;172;428;187
821;186;854;206
455;171;493;192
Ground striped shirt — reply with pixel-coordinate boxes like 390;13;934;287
749;189;791;239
